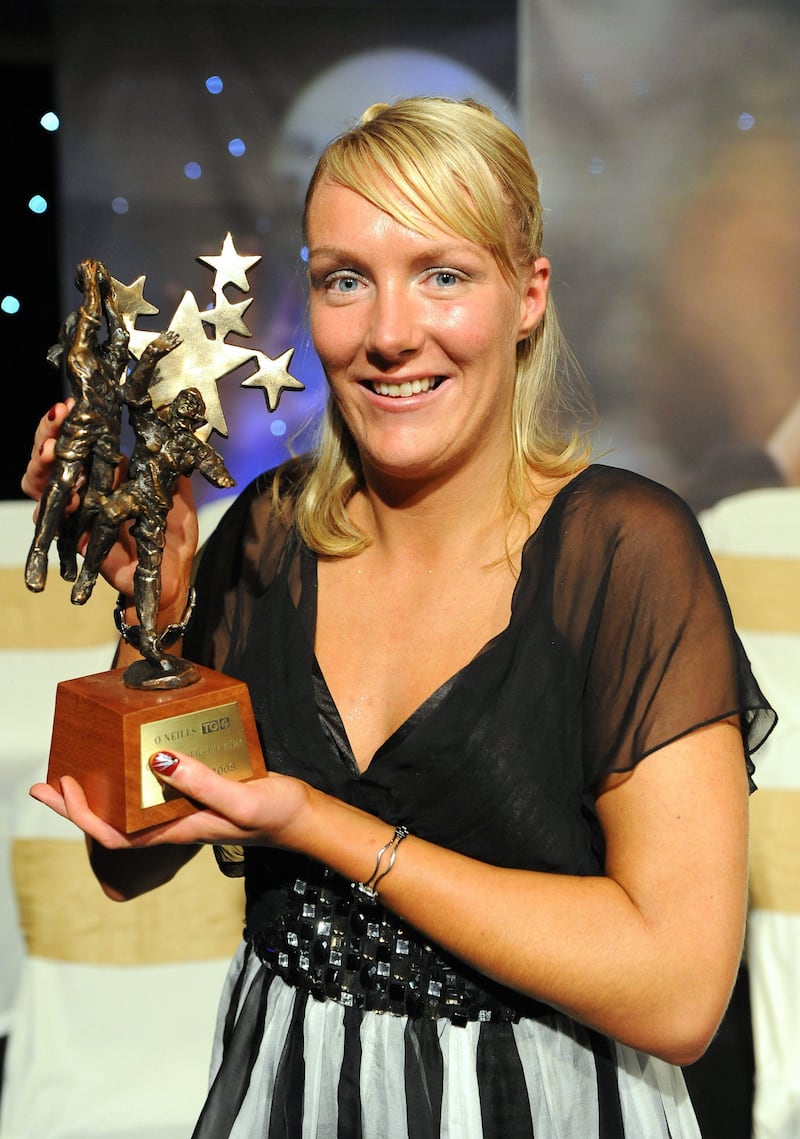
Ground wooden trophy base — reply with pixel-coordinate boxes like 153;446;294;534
48;664;267;834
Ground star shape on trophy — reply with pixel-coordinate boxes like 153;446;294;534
200;295;254;340
114;276;160;331
197;232;261;294
110;233;305;440
241;347;305;412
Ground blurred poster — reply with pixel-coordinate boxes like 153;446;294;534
519;0;800;509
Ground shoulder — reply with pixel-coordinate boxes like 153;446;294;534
560;463;692;512
195;454;314;578
187;455;315;661
544;464;714;586
554;464;700;539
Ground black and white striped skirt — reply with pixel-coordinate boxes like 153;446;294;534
191;941;701;1138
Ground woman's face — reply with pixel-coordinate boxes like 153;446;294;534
306;179;549;488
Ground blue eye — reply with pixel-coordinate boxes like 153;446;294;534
328;273;361;292
434;271;459;287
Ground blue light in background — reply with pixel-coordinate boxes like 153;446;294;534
270;420;287;437
28;194;48;214
228;138;246;157
112;196;129;214
738;112;755;131
40;111;60;131
2;295;21;315
206;75;223;94
184;161;202;180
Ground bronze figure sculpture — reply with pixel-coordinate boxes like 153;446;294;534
25;238;302;692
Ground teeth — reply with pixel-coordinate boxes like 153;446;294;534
371;377;436;397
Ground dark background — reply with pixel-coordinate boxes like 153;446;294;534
2;2;61;498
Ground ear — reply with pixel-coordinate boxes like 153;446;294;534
517;257;550;341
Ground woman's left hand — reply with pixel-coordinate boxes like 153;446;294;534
29;751;314;852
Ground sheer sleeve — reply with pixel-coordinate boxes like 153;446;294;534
184;486;249;672
552;468;776;789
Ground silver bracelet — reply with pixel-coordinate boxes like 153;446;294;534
114;586;196;648
353;825;410;900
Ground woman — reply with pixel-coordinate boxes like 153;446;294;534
23;97;774;1138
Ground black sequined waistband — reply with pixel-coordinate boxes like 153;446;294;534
245;866;551;1027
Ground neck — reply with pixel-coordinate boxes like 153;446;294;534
352;452;518;564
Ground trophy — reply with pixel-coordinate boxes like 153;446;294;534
24;236;305;833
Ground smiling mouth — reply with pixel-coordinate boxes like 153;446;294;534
367;377;444;398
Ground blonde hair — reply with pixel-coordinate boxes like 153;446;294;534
290;96;594;556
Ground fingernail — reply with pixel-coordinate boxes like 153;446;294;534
46;405;58;421
149;751;180;776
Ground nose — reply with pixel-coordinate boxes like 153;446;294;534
364;284;424;365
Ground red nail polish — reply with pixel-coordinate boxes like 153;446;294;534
149;751;180;776
46;405;58;421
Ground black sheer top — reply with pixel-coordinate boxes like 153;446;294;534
184;461;774;1015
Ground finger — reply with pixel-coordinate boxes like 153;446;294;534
29;778;131;851
32;401;70;456
22;402;71;500
29;780;69;818
148;749;266;832
22;437;57;501
57;776;138;849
